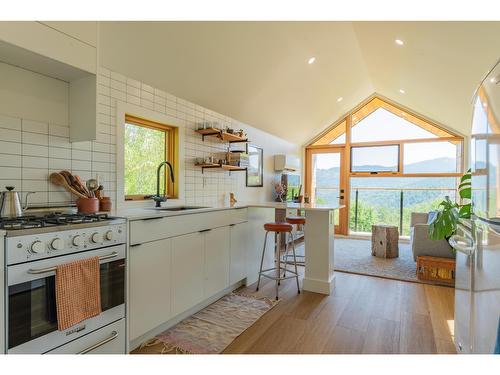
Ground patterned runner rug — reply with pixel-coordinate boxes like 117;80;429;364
133;293;278;354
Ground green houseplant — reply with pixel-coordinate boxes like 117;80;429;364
428;169;471;240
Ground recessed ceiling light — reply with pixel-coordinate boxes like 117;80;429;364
395;39;404;46
399;89;405;94
307;57;316;65
490;77;496;83
337;97;343;102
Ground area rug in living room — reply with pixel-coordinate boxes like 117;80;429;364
133;293;278;354
297;237;420;283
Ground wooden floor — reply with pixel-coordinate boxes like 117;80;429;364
223;270;456;354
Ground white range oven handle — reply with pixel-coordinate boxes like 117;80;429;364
27;251;119;275
8;244;126;286
448;234;475;256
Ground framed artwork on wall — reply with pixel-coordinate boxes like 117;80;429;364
246;144;263;187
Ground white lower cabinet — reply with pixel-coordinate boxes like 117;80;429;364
129;239;172;341
171;232;204;316
128;210;250;345
204;227;230;298
229;222;248;285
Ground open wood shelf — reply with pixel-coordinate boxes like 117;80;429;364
195;128;249;143
196;163;247;174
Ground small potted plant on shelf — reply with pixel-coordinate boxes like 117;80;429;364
428;169;472;240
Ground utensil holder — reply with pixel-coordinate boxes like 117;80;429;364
76;198;99;214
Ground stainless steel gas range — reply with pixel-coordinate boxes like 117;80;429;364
2;212;127;354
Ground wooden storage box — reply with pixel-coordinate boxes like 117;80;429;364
416;256;456;286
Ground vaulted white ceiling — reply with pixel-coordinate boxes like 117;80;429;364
99;21;500;144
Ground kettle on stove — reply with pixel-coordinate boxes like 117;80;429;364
0;186;35;218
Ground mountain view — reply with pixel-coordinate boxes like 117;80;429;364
314;157;458;235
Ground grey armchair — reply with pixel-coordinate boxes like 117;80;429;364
410;212;455;261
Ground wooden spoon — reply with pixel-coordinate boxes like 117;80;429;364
60;170;88;197
49;173;87;199
75;175;91;197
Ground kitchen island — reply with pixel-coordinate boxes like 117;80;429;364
230;202;343;295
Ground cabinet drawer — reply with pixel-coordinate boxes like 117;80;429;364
46;319;125;354
130;208;247;245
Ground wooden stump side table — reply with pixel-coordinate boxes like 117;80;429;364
371;224;399;258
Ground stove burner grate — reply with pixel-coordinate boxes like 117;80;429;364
0;213;111;230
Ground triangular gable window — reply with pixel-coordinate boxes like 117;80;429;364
308;96;459;147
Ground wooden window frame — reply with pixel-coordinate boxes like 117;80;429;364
124;114;179;201
305;95;465;235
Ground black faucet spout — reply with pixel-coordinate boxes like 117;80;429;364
155;161;175;207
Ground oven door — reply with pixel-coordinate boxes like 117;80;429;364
7;244;126;354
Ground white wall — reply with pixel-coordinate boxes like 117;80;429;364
0;61;300;208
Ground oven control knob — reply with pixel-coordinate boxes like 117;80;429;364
30;240;45;254
105;230;114;241
91;232;103;243
72;235;84;247
51;238;64;251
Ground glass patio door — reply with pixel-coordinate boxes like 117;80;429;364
306;148;347;234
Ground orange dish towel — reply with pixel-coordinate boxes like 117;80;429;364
55;256;102;331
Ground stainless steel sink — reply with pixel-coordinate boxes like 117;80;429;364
148;206;209;211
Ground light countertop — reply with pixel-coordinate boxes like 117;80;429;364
116;201;344;221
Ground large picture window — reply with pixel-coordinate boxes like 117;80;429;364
305;95;464;236
124;115;178;200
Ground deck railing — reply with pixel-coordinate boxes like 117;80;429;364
314;186;457;235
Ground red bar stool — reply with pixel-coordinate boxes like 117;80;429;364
285;216;306;266
256;222;300;300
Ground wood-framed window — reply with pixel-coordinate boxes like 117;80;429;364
124;114;179;201
305;94;465;236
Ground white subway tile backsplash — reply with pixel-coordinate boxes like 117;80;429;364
49;191;73;203
0;66;276;207
22;132;49;146
110;71;126;83
72;160;92;171
49;147;71;159
23;144;48;157
0;166;21;179
93;142;110;153
110;79;126;92
23;156;49;169
49;158;71;170
141;83;154;93
93;152;110;163
0;114;22;130
22;180;48;192
126;77;141;88
72;141;92;151
127;94;141;105
0;140;22;155
24;191;48;204
0;154;21;167
2;129;22;142
49;136;71;149
49;124;70;137
22;168;47;180
98;94;111;106
22;119;48;134
110;88;126;101
72;149;92;161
